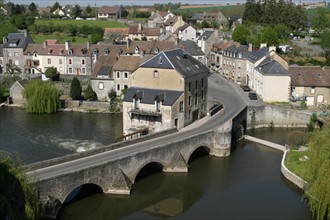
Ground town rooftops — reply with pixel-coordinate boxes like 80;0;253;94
256;57;290;76
3;31;34;49
123;87;183;106
96;66;112;77
98;6;120;14
198;30;214;41
246;47;268;63
140;48;209;77
104;28;129;37
290;66;330;87
223;45;248;58
176;40;204;56
113;56;141;71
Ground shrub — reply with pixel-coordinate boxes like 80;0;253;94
70;77;82;100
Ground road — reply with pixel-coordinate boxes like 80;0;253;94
27;74;257;181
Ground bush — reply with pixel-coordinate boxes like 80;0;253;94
45;67;60;81
70;77;82;100
84;84;96;101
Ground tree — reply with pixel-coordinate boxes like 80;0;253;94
45;67;59;81
274;23;291;39
320;30;330;58
70;77;82;100
305;128;330;220
70;4;82;18
24;80;61;114
261;27;278;46
50;2;61;13
311;8;330;36
28;2;38;16
0;151;42;219
84;84;96;101
232;25;250;45
84;4;92;17
91;33;103;44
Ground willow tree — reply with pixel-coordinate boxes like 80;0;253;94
24;80;60;114
305;128;330;220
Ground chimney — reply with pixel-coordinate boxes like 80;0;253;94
269;46;276;52
140;50;144;58
260;43;267;48
87;41;90;49
43;41;47;48
127;39;131;49
65;41;70;50
3;37;7;43
138;23;142;31
248;43;253;52
23;29;27;37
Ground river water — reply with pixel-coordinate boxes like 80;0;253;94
0;107;311;219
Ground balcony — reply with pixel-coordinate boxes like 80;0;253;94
129;107;162;117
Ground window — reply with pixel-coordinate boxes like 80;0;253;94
317;95;324;102
311;87;315;94
48;58;51;64
124;72;128;79
124;85;128;89
81;67;86;74
134;98;139;109
156;101;161;112
14;52;18;57
188;95;191;106
194;93;198;105
201;78;204;88
0;60;2;65
201;91;204;100
188;110;191;120
116;72;120;79
8;52;12;57
188;82;191;92
68;67;73;74
98;82;104;90
68;59;72;65
81;59;85;65
195;80;198;89
179;101;184;112
59;59;62;64
117;84;120;91
154;70;159;78
14;60;19;65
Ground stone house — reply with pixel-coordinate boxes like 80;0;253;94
164;16;185;33
246;46;269;88
221;45;249;84
209;41;237;71
123;48;209;134
103;28;129;42
197;30;218;61
9;79;29;104
290;66;330;106
188;12;228;29
91;66;115;102
2;30;34;73
128;23;160;41
98;6;120;19
175;24;196;42
176;40;205;64
253;58;291;102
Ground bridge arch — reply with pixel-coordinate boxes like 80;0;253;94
132;161;165;185
186;145;211;165
62;183;104;204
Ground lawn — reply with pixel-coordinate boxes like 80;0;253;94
31;33;90;44
285;150;310;181
173;4;245;18
34;19;127;29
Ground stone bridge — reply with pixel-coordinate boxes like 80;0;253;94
26;107;248;218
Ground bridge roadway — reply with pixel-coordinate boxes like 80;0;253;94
26;73;248;181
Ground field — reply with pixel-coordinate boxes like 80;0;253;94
31;33;90;44
285;151;310;181
34;19;127;29
173;4;245;18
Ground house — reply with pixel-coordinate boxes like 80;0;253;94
164;16;185;33
148;10;176;28
98;6;120;19
9;80;29;104
246;46;269;88
128;23;160;41
197;30;218;58
91;66;115;101
253;58;291;102
290;66;330;106
2;30;34;73
123;48;209;134
103;28;129;43
209;40;237;70
175;24;196;41
188;12;228;29
221;45;249;84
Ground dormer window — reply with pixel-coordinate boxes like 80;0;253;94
154;70;159;78
68;49;73;55
135;46;139;54
104;48;110;55
154;47;159;54
81;59;85;65
155;93;164;112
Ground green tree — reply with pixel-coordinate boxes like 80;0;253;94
305;128;330;220
84;84;96;101
50;1;61;13
91;33;103;44
24;80;61;114
70;77;82;100
232;25;250;45
10;14;28;29
274;23;291;39
45;67;60;81
70;4;82;18
0;21;17;44
84;4;92;17
28;2;38;16
0;151;42;219
320;30;330;59
261;27;278;46
311;8;330;36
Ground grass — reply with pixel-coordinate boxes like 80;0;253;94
34;19;127;29
173;4;245;18
31;33;90;44
285;150;310;181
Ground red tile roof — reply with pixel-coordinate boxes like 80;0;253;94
290;66;330;87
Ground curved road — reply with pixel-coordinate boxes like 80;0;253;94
27;74;249;181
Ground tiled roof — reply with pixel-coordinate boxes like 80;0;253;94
123;87;183;106
223;45;248;58
104;28;129;36
113;56;141;71
46;40;59;45
98;6;120;14
256;58;290;76
126;41;175;55
176;40;204;56
96;66;112;77
290;66;330;87
198;30;214;41
140;48;209;78
24;43;92;57
175;24;191;33
3;32;34;49
211;41;237;53
246;47;268;63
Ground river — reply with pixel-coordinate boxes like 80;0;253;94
0;107;311;219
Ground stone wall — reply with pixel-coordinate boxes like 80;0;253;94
63;100;111;112
247;105;311;129
281;150;308;190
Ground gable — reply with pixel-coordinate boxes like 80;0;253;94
140;52;174;69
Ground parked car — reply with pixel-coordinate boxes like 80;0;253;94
290;95;307;102
248;92;258;100
240;85;251;92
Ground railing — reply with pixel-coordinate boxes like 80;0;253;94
129;107;162;116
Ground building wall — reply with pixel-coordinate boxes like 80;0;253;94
302;86;329;106
222;56;247;84
114;70;131;95
179;26;196;41
91;78;115;101
65;55;92;76
262;75;290;102
132;68;184;91
10;82;25;104
36;54;66;74
3;48;25;72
